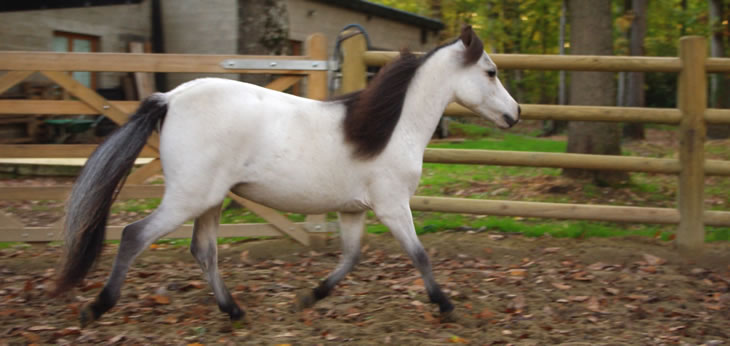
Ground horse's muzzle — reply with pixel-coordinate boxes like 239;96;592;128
502;113;519;128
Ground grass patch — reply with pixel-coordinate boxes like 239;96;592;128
430;133;566;152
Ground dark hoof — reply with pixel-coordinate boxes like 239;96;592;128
294;290;317;311
79;303;97;328
439;309;459;324
229;305;245;321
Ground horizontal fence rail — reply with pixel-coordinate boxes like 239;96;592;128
363;51;730;73
423;149;730;176
0;52;318;74
445;104;730;124
410;197;730;227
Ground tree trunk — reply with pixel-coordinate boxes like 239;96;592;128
708;0;730;139
564;0;629;186
623;0;648;140
238;0;290;87
542;0;568;136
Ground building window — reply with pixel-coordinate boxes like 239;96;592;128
52;31;100;89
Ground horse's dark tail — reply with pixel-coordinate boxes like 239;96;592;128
53;94;168;296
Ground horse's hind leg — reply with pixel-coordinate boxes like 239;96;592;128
374;202;455;321
79;197;212;327
296;211;365;310
190;203;244;322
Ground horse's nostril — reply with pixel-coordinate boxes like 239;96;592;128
502;113;516;127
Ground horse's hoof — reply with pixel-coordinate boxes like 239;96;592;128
294;290;316;311
439;309;458;324
79;304;97;328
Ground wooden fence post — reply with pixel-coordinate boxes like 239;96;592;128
305;33;330;247
677;36;707;255
306;33;328;101
340;30;367;94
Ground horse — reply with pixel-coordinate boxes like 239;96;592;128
53;25;520;327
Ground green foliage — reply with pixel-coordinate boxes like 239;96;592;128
367;0;724;107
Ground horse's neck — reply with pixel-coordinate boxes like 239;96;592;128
396;54;456;153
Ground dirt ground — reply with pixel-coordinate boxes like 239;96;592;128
1;231;729;345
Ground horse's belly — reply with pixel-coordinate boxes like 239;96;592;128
230;183;369;214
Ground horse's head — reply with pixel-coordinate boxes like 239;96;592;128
451;26;520;129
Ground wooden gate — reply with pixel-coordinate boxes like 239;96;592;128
0;34;331;246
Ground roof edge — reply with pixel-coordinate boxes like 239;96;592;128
311;0;444;31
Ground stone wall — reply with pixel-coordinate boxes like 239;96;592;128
0;3;151;89
287;0;441;53
160;0;239;90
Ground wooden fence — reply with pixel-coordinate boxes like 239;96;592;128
2;33;730;253
340;34;730;254
0;34;332;246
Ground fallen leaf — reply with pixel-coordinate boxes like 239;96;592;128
643;254;666;266
569;295;590;302
571;271;594;281
448;335;469;344
53;327;81;338
148;294;171;305
639;266;657;274
509;269;527;277
603;287;620;295
423;311;436;323
477;307;495;319
28;325;57;331
668;325;686;332
552;282;572;290
543;247;561;253
22;332;40;344
81;281;104;292
627;294;651;302
108;334;126;344
587;262;608;271
586;296;602;313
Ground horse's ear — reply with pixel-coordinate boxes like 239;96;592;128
460;25;473;46
460;25;484;65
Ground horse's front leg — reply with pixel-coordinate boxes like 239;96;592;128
295;211;365;310
373;202;455;321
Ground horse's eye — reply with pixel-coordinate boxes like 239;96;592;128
487;69;497;78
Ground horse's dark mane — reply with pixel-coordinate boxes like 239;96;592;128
337;28;482;159
336;49;421;159
337;41;459;159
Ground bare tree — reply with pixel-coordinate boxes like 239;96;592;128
238;0;290;86
623;0;648;140
564;0;629;185
708;0;729;139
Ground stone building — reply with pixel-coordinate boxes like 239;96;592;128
0;0;443;92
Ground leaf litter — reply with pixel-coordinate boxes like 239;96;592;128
0;232;728;344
